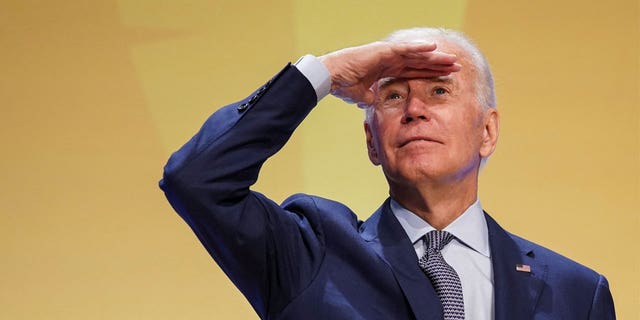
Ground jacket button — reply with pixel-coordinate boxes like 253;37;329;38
237;103;248;111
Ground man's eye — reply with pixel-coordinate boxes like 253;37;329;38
387;93;403;100
434;87;447;95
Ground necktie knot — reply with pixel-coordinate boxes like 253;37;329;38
425;230;455;251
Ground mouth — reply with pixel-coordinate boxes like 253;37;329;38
399;136;443;148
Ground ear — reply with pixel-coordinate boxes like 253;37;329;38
364;122;381;166
479;108;499;158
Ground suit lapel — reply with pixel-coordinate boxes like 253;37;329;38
361;199;443;320
486;213;547;320
360;204;547;319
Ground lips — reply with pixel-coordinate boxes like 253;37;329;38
398;136;443;147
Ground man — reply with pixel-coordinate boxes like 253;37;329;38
160;28;615;319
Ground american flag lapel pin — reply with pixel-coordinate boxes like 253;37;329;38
516;264;531;273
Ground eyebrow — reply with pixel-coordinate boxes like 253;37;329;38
428;76;455;85
376;76;455;91
376;77;404;91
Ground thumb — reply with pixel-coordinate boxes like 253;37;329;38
361;89;375;108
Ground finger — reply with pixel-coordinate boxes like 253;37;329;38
331;85;370;106
361;89;376;107
402;51;458;65
392;40;437;52
389;42;438;59
403;61;462;72
379;62;460;80
388;68;458;79
335;85;376;106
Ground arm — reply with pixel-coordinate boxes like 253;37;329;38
588;275;616;319
160;65;320;317
159;42;459;317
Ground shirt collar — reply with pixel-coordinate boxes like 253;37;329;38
390;198;490;258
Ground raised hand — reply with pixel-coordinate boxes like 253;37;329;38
318;41;460;107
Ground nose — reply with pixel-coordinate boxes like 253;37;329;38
402;95;430;124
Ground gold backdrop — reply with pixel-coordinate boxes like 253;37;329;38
1;1;637;319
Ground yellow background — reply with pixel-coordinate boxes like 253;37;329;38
1;0;637;319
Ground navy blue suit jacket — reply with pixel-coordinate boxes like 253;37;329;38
160;64;615;319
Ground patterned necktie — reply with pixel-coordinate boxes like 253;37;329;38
418;230;465;320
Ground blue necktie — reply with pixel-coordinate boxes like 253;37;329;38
418;230;465;319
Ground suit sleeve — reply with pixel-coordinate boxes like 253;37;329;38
588;275;616;319
159;64;325;318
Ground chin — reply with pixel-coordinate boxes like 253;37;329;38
395;161;443;183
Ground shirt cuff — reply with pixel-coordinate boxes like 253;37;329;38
294;54;331;102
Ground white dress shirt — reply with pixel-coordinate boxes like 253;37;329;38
294;55;495;319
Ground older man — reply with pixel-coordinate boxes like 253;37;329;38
160;28;615;319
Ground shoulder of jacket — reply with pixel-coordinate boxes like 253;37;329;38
508;232;603;282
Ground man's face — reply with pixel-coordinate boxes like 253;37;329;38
364;41;499;189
